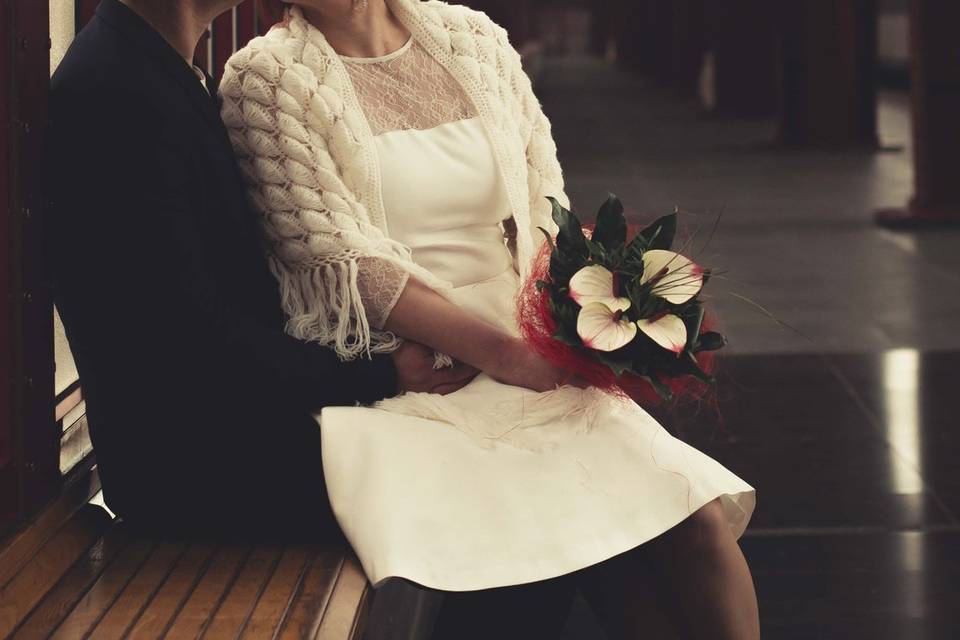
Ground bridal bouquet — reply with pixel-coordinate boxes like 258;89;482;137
518;194;725;404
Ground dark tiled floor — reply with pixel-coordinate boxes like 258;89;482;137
535;55;960;640
553;352;960;640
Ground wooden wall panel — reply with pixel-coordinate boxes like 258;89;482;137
211;9;235;81
1;0;58;531
0;0;13;492
75;0;97;31
236;1;258;46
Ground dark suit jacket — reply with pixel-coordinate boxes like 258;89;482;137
46;0;396;538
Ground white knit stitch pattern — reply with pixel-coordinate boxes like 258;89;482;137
220;0;569;360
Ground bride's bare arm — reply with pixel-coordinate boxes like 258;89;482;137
383;277;573;392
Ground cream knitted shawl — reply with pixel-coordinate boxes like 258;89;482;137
219;0;569;360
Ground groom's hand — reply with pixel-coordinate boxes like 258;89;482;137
392;341;478;395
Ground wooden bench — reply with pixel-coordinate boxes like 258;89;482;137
0;472;371;639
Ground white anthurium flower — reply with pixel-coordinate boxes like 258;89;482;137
636;314;688;354
640;249;704;304
577;302;638;352
569;265;631;312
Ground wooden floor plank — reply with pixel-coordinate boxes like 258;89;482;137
86;541;187;638
200;545;283;638
124;542;217;639
10;525;129;640
49;538;155;639
315;554;370;640
238;547;312;640
0;506;111;638
162;544;251;639
276;551;345;640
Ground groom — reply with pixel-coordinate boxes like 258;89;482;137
46;0;476;538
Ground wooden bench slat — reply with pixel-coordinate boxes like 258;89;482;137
10;525;129;640
238;547;312;640
0;473;101;588
2;471;371;640
124;542;217;638
163;544;251;639
200;545;284;638
49;538;155;639
315;554;370;640
87;541;187;638
0;505;111;638
276;551;345;640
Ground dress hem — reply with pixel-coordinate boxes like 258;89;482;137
360;484;756;592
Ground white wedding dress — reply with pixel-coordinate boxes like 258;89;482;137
316;37;755;592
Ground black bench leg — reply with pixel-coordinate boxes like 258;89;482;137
430;576;579;640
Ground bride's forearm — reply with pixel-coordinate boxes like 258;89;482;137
382;277;516;374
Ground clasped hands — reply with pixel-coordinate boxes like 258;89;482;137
391;337;587;396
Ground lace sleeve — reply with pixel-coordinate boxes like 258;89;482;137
356;257;410;329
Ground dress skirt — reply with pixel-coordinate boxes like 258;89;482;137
317;271;756;592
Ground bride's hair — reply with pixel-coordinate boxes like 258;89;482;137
258;0;288;26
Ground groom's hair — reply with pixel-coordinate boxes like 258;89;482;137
258;0;287;26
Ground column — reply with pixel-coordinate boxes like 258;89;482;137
703;0;778;117
876;0;960;227
778;0;879;147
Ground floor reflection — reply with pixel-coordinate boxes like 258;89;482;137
893;531;928;619
882;348;924;495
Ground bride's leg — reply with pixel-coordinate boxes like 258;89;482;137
645;497;760;640
577;546;688;640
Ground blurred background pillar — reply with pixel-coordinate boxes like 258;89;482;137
668;0;706;96
701;0;778;117
462;0;534;48
777;0;879;147
876;0;960;228
613;0;705;94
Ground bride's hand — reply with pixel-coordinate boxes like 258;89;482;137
489;338;587;392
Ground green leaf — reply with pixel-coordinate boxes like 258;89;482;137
591;192;627;252
596;351;634;377
548;196;588;259
584;237;609;263
552;329;582;346
638;211;678;251
685;305;705;345
537;226;556;252
677;352;714;382
694;331;726;352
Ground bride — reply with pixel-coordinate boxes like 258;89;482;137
221;0;759;637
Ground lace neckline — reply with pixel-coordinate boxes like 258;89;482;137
339;34;414;64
